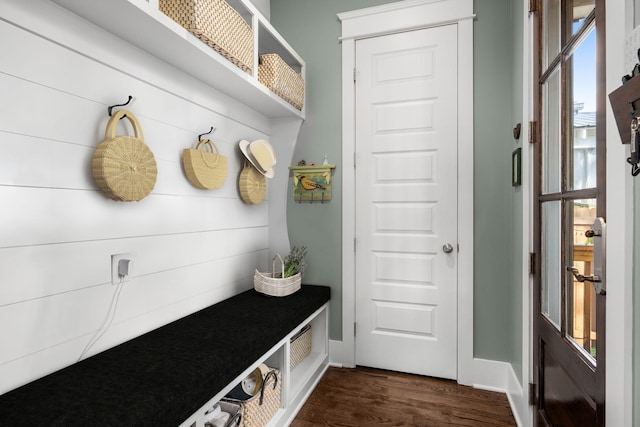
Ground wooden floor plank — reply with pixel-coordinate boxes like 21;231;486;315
291;367;517;426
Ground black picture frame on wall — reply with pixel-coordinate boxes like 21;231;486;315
512;147;522;187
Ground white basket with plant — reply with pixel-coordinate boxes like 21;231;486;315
254;246;306;297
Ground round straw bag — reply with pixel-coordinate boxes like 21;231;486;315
92;110;157;202
238;161;266;204
254;254;301;297
183;139;228;190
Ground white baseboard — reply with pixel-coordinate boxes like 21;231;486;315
467;358;527;427
329;339;347;368
505;363;528;427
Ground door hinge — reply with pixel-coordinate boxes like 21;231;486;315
529;252;537;275
529;121;538;143
529;0;538;14
354;322;357;337
353;67;357;82
528;382;537;406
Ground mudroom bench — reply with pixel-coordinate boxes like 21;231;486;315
0;285;330;427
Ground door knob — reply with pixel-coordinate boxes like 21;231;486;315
566;266;600;283
443;243;454;253
566;218;606;296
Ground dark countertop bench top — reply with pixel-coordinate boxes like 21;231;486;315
0;285;330;427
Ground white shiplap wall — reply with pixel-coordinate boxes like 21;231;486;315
0;0;281;394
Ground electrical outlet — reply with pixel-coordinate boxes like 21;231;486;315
111;253;133;286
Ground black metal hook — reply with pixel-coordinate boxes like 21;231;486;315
198;126;216;141
107;95;133;119
627;157;640;176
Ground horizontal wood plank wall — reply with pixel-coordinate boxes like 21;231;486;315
0;1;273;394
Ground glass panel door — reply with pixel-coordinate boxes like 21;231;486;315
533;1;605;425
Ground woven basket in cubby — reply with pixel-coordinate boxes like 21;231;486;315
159;0;254;73
258;53;304;110
290;324;312;369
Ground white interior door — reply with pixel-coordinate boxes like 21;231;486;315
354;24;458;379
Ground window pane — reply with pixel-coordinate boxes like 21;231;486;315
542;67;561;194
568;27;597;190
571;0;595;35
567;199;597;361
543;0;561;70
542;201;562;329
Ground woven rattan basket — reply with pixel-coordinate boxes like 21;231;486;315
290;325;312;369
160;0;254;73
223;368;281;427
91;110;157;202
254;254;301;297
258;54;304;110
238;161;266;204
183;139;228;190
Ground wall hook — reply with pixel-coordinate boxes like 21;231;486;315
107;95;133;119
198;126;216;141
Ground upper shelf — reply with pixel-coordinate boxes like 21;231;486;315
51;0;305;119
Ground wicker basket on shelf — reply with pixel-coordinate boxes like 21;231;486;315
254;254;301;297
258;53;304;110
159;0;254;73
290;325;312;369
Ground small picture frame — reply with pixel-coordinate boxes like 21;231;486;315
512;147;522;187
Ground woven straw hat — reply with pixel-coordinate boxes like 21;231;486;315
239;139;276;178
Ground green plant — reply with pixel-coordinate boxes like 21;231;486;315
283;246;307;278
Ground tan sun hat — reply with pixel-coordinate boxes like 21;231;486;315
239;139;276;178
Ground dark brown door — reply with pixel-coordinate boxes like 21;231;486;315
532;0;606;426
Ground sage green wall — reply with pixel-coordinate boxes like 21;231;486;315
510;0;524;384
472;0;517;362
271;0;520;369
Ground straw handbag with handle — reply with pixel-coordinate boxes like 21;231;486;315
183;139;228;190
223;368;281;427
92;110;157;202
238;161;266;204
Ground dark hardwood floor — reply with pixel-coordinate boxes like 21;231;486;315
291;367;517;427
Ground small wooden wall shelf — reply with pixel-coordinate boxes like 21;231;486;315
289;165;335;203
609;73;640;144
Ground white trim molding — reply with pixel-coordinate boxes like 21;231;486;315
338;0;476;385
604;0;634;425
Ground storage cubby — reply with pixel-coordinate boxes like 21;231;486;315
289;307;327;401
185;303;328;427
51;0;305;118
258;23;303;74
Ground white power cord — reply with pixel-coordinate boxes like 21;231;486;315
77;275;125;362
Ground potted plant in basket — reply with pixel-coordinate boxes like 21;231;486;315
282;246;307;278
254;246;307;297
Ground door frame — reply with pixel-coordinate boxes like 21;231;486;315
338;0;476;384
602;0;633;424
